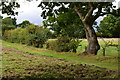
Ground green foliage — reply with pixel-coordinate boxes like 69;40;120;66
2;2;20;15
68;39;82;53
46;40;57;50
2;17;16;35
43;8;85;38
55;38;71;52
39;2;120;20
18;20;32;28
18;28;28;44
0;18;2;39
3;25;51;48
97;15;120;38
96;32;102;37
3;30;12;42
46;37;82;53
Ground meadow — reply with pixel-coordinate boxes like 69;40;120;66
0;39;119;79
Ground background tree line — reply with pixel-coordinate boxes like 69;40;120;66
3;23;52;48
97;15;120;38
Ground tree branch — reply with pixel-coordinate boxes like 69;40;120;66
73;4;84;21
100;12;120;17
83;2;96;23
94;10;120;20
93;2;119;21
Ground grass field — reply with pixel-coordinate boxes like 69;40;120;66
77;40;118;57
0;40;119;79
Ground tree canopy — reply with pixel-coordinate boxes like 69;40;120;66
1;1;20;15
2;17;16;35
97;15;120;38
43;8;86;38
39;2;120;20
18;20;32;28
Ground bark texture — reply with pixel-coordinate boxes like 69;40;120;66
73;3;100;55
83;21;100;55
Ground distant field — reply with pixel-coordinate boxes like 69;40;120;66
49;38;119;41
79;38;119;41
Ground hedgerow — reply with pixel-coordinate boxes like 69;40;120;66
3;25;51;48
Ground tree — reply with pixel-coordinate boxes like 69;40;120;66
0;15;2;39
97;15;120;38
18;20;32;28
39;2;120;55
12;17;17;28
2;17;16;35
1;1;20;15
43;8;86;38
1;1;20;38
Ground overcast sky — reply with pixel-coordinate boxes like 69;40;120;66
15;0;43;25
2;0;120;25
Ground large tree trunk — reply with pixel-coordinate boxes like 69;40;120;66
83;21;100;55
73;3;100;55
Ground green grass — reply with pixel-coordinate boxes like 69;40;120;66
1;46;118;79
47;39;118;57
2;51;117;79
1;40;119;71
77;40;118;57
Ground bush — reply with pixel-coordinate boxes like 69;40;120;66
46;40;57;50
10;28;21;43
68;39;82;53
3;25;51;48
26;25;50;48
18;28;28;44
3;30;12;42
46;37;82;53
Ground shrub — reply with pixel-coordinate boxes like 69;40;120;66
3;30;12;42
25;25;50;48
46;37;82;53
3;25;51;48
10;28;20;43
18;28;28;44
46;40;57;50
68;39;82;53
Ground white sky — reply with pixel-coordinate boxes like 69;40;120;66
15;0;43;25
1;0;120;25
